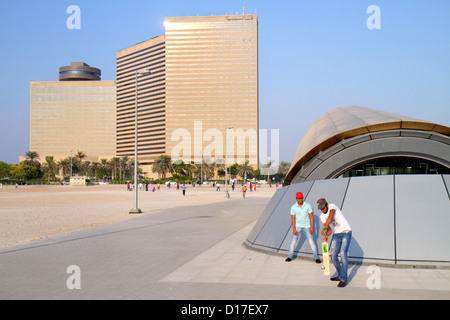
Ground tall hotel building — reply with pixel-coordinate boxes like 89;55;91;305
116;36;166;168
29;62;116;162
116;14;259;176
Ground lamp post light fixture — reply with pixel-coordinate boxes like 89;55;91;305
129;69;151;214
70;149;73;178
224;126;234;198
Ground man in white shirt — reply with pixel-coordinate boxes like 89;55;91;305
317;198;352;288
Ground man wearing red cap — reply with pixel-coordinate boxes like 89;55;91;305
285;192;321;264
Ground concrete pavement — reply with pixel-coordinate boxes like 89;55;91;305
1;196;449;301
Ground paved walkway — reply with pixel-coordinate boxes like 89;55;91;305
1;197;449;301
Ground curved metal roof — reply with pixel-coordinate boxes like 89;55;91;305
284;106;450;185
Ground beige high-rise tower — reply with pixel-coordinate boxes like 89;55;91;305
29;63;116;163
116;36;166;169
116;14;259;177
164;14;259;168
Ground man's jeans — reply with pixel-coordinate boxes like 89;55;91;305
287;227;319;260
330;231;352;282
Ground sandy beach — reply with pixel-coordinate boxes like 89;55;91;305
0;183;276;248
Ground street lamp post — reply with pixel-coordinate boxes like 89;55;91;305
129;69;151;214
70;149;73;178
224;126;234;198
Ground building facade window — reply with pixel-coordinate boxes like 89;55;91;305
337;157;450;178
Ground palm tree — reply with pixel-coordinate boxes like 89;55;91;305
90;162;100;179
126;157;143;181
23;151;41;170
127;157;136;180
263;159;275;182
201;160;214;180
152;155;174;179
237;160;254;182
183;162;196;179
75;151;87;162
42;156;58;184
68;151;86;175
277;161;291;178
58;158;71;179
97;159;111;180
213;159;225;180
79;160;92;177
194;160;214;181
110;157;120;180
173;160;187;177
119;156;130;180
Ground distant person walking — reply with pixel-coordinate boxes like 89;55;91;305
317;198;352;288
181;184;186;196
241;184;247;198
285;192;321;264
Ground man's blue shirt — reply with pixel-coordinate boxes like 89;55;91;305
290;202;313;228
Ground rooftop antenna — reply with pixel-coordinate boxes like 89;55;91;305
243;4;246;15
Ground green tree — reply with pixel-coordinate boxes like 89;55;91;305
228;163;239;179
75;151;87;163
109;157;120;180
196;160;214;181
9;163;39;180
22;151;41;170
262;159;275;182
152;155;174;179
119;156;130;180
58;158;71;178
90;162;100;179
42;156;58;183
173;160;188;177
236;160;255;182
98;159;111;180
212;159;225;180
0;161;11;178
277;161;291;180
79;160;92;177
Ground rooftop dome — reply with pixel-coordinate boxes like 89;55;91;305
59;62;101;81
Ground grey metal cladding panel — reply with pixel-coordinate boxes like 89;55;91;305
341;175;395;261
297;157;323;180
400;130;432;139
369;130;401;139
279;178;350;254
306;177;350;212
395;175;450;262
341;134;371;148
246;186;289;244
317;142;345;161
253;181;314;250
429;132;450;145
443;175;450;198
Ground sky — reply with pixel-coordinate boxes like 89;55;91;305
0;0;449;165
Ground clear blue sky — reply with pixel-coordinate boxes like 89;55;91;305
0;0;449;165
